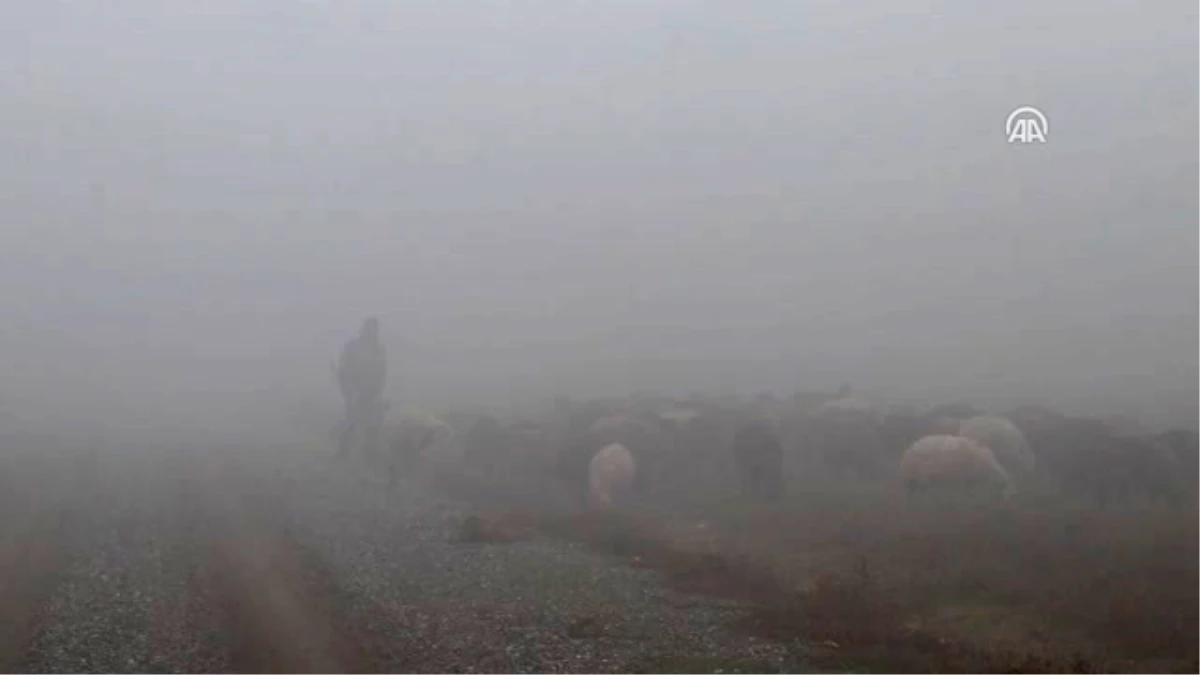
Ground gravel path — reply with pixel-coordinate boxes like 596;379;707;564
0;444;79;672
22;444;229;674
276;451;805;673
0;436;814;673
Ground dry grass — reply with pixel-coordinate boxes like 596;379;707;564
717;491;1195;673
725;490;1195;670
455;510;539;544
432;466;1198;673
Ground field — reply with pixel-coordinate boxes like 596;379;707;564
1;425;1193;673
0;435;818;673
438;468;1199;674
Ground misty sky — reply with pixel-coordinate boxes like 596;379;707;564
0;1;1196;432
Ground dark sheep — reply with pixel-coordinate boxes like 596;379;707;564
1079;434;1181;508
1158;428;1199;492
732;420;785;501
463;415;510;472
1025;414;1185;508
879;407;929;461
926;401;983;421
805;399;887;479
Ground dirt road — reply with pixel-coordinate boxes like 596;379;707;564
0;435;807;673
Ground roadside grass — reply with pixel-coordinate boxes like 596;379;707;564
433;466;1198;674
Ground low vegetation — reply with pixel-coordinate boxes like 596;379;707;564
437;468;1199;674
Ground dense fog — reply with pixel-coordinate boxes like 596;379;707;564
1;1;1195;437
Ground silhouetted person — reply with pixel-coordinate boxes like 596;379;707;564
336;317;388;462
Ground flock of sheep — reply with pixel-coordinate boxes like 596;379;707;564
339;389;1197;512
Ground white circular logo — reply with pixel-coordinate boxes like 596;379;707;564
1006;106;1048;144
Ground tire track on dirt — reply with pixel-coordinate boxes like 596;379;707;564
182;449;391;673
21;443;234;673
0;451;84;671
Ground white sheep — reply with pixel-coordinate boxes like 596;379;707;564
387;413;461;485
901;434;1013;500
957;415;1035;475
588;443;637;510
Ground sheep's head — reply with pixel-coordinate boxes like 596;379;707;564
991;465;1016;501
1000;480;1016;501
589;491;613;510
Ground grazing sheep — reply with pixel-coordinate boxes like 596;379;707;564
1101;414;1152;436
673;405;739;485
813;396;877;419
657;408;700;427
958;415;1036;476
552;438;599;507
901;434;1013;500
562;398;627;439
917;402;980;438
732;420;785;501
648;408;702;487
387;414;459;487
463;415;509;471
808;397;887;479
587;415;667;494
1005;404;1064;430
1018;414;1185;508
589;414;661;445
588;443;637;509
549;411;648;507
878;403;950;456
462;414;554;474
928;415;967;436
927;402;983;421
1158;428;1199;495
503;419;557;477
1066;431;1182;508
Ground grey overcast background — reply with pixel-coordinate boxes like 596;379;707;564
0;1;1196;436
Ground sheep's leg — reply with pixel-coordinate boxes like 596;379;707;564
754;461;776;501
767;468;785;502
738;460;754;499
906;478;921;498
